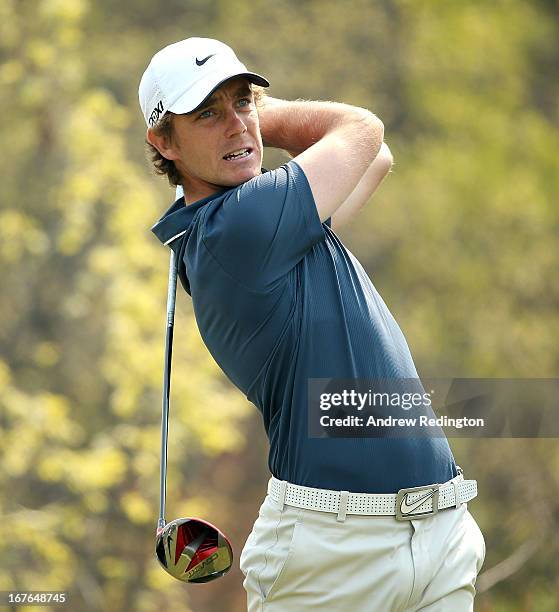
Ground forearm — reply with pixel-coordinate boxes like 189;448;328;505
258;96;380;156
331;142;393;231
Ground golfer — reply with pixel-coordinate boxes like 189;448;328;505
139;38;485;611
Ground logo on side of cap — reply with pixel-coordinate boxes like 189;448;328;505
195;54;215;66
149;100;164;127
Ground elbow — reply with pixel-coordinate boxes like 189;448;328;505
374;115;385;140
364;110;384;137
364;113;384;161
369;140;393;172
352;108;384;136
378;142;393;166
346;109;385;165
375;118;385;152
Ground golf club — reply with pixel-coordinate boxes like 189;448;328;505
155;243;233;583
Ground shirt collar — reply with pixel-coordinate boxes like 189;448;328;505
150;169;269;246
150;190;224;246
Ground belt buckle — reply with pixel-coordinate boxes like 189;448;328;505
395;483;440;521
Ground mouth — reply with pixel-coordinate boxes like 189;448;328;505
222;147;253;162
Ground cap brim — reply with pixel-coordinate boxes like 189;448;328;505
168;71;270;115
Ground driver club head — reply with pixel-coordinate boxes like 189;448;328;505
155;517;233;583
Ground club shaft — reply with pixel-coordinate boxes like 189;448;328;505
159;249;178;530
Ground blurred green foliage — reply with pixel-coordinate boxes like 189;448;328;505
0;1;557;610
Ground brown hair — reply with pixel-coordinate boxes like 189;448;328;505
145;84;266;188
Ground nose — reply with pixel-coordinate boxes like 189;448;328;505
224;107;247;137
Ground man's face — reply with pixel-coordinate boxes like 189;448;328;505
152;77;263;203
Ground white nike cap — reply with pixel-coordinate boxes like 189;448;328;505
139;37;270;127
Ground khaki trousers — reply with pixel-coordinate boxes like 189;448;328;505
240;482;485;611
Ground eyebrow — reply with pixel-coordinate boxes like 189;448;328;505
190;84;253;114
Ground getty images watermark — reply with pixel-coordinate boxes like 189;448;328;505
307;378;559;438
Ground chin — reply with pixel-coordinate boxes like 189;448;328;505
215;154;262;187
232;166;261;185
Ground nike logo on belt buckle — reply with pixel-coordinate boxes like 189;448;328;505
395;483;440;521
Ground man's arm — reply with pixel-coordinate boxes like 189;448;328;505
258;96;384;223
280;137;394;230
329;142;393;231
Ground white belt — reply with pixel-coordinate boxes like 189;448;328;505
268;471;477;522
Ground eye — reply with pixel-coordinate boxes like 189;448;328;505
238;97;253;108
198;109;214;119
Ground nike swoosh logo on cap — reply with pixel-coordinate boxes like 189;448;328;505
196;54;215;66
399;489;436;516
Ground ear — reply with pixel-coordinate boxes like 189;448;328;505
146;128;180;161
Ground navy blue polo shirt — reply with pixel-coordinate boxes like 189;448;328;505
152;160;457;493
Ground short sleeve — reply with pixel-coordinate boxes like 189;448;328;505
201;160;327;287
